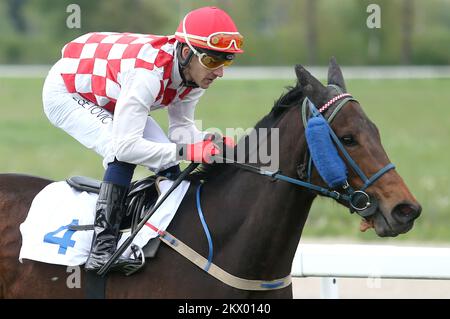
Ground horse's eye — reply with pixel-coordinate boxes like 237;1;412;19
340;135;358;146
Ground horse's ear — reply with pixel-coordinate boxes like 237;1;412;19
327;56;347;92
295;64;328;105
295;64;309;87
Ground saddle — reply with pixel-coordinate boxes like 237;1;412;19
66;175;163;263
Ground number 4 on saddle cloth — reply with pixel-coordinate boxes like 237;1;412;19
19;175;191;275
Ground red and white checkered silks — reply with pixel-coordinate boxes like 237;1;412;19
60;32;191;113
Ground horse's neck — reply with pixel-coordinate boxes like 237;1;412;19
204;107;315;279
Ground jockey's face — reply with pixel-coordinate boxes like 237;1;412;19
182;46;224;89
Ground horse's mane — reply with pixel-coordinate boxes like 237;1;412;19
189;84;304;183
254;84;303;130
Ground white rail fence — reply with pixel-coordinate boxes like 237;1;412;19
291;244;450;298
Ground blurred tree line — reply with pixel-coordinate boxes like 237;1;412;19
0;0;449;65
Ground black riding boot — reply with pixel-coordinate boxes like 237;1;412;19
84;182;141;273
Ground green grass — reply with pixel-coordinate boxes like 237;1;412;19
1;76;449;243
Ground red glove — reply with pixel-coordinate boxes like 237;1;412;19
222;136;236;148
204;133;236;148
177;140;220;163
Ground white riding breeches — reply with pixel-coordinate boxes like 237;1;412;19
42;65;177;172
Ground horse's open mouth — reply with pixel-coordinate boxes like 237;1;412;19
359;217;375;232
359;211;415;237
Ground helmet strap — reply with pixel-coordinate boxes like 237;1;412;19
176;43;199;88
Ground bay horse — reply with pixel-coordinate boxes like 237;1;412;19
0;59;421;298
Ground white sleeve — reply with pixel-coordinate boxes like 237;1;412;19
167;88;208;144
111;68;177;170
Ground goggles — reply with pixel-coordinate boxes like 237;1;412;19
208;32;243;51
195;51;234;70
176;31;243;52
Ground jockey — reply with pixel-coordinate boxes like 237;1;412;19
42;6;243;272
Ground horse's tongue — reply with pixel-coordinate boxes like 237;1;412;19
359;218;374;232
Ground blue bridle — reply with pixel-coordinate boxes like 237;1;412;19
302;93;395;216
215;89;395;218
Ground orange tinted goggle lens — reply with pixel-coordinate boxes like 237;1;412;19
200;55;233;69
209;34;243;50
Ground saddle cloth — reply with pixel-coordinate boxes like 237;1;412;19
19;178;190;266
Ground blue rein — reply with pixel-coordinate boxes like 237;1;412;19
196;183;213;271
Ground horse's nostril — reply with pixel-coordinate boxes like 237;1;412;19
392;203;421;224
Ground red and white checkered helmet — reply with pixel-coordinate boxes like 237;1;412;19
175;6;244;54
